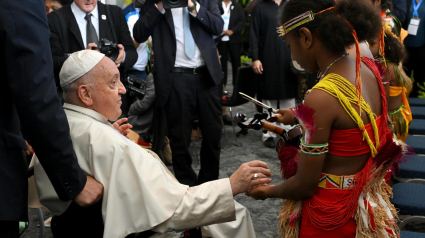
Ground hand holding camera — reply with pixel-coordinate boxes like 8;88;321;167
89;38;123;67
115;44;125;67
134;0;192;9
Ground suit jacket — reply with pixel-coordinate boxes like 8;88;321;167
48;2;137;84
134;1;224;108
218;1;246;44
0;0;86;221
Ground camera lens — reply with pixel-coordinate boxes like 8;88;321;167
106;50;113;57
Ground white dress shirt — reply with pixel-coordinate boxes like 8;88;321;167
221;1;232;41
71;2;126;62
71;2;99;48
126;10;149;71
157;4;205;68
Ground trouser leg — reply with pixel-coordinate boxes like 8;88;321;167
218;41;229;86
164;72;198;186
229;43;242;86
405;46;425;97
51;201;104;238
0;221;19;238
196;73;222;185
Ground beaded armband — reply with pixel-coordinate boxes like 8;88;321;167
389;104;407;115
299;138;329;155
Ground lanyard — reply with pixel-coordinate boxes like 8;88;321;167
413;0;424;17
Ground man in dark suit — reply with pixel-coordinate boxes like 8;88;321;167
217;0;245;87
48;0;137;115
0;0;103;236
134;0;224;186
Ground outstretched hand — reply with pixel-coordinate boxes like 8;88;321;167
245;184;274;200
113;118;133;138
229;160;272;196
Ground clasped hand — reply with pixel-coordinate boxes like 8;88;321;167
229;160;272;196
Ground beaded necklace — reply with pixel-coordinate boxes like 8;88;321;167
317;53;348;80
304;53;348;101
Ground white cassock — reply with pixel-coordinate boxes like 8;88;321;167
30;103;256;238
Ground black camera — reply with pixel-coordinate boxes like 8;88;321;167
93;38;119;62
134;0;188;8
125;75;146;100
163;0;188;8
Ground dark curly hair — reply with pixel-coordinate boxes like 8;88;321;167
279;0;382;53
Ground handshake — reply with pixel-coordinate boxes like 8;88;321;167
229;161;272;197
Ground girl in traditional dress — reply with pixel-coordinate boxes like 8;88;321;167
246;0;407;237
369;21;413;142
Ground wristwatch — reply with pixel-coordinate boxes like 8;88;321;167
188;0;197;12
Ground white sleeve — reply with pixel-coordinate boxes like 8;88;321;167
151;178;236;232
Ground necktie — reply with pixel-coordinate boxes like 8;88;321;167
183;8;196;59
85;13;98;46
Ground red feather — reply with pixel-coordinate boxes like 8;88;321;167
294;104;317;139
278;145;300;179
373;130;413;170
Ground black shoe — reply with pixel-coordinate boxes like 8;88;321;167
263;137;275;148
222;114;233;125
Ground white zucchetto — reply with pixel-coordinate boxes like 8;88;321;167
60;50;104;87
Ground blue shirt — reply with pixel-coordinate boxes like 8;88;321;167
123;3;136;16
405;0;425;47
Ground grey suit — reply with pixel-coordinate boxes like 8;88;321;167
128;73;156;135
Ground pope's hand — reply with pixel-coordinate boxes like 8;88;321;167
229;160;271;196
74;176;103;207
113;118;133;138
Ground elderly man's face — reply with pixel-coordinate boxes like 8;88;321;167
91;57;126;121
74;0;98;13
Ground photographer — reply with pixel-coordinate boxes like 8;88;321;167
48;0;137;113
134;0;224;187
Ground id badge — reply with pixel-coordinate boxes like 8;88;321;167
408;17;421;35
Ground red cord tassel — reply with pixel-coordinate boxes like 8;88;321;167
345;19;362;110
364;198;376;233
351;28;362;109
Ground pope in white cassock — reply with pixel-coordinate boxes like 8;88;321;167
30;50;272;238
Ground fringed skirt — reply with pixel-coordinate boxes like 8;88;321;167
278;169;399;238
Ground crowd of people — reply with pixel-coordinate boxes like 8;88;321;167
0;0;421;237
